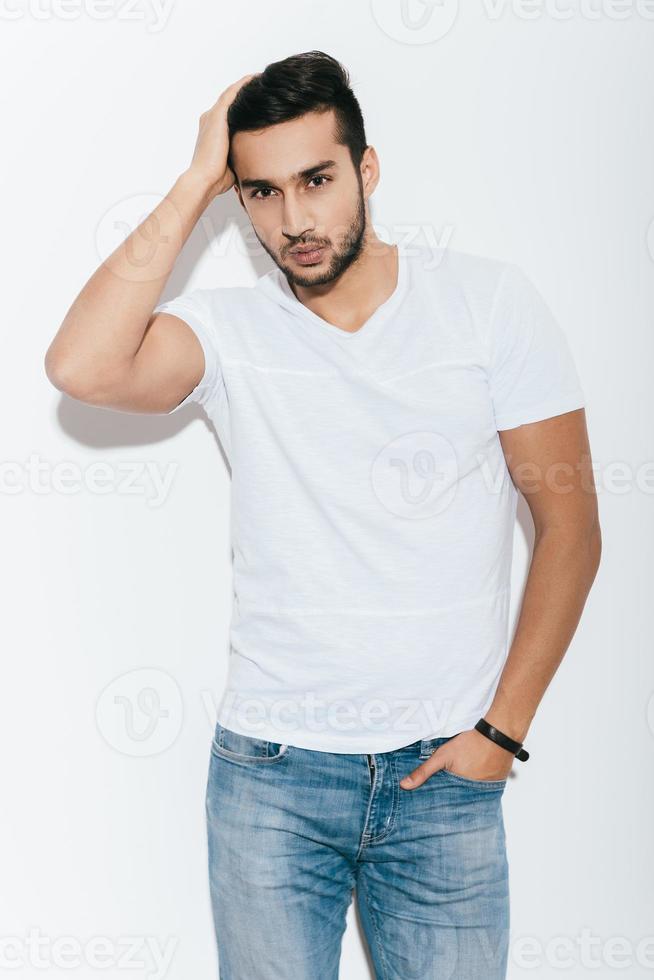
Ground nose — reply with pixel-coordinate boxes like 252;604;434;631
281;193;315;243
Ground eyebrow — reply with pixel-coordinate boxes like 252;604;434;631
239;159;338;191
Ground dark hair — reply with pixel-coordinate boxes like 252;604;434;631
226;51;368;179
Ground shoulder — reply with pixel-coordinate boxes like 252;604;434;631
408;245;522;339
408;244;514;302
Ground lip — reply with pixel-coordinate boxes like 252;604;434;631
289;246;325;265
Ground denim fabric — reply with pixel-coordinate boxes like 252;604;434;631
205;723;510;979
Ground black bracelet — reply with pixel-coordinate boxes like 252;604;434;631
475;718;530;761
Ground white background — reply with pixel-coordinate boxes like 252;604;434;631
2;1;653;977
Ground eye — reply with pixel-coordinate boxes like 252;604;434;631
250;175;331;201
250;187;276;200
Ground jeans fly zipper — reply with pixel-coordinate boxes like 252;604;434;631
366;753;376;785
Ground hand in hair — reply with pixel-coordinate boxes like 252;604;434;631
187;73;258;200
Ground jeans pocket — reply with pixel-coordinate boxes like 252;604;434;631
210;722;289;764
437;768;507;789
418;734;458;760
419;734;507;788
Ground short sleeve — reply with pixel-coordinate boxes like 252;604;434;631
152;288;223;413
486;263;586;431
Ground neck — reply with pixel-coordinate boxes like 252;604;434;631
289;238;399;334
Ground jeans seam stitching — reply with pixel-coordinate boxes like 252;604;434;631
359;874;391;980
213;723;289;763
210;741;289;764
356;755;379;859
439;769;507;787
367;755;400;844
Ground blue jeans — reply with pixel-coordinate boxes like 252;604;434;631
205;722;510;979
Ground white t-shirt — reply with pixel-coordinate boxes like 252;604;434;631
153;245;586;753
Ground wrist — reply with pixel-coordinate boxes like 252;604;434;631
482;708;531;745
475;717;530;761
175;168;218;209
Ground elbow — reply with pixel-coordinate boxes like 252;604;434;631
44;345;130;407
44;347;66;392
44;345;101;402
576;516;602;595
44;347;82;397
588;517;602;577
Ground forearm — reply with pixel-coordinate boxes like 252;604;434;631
484;520;602;743
44;169;213;393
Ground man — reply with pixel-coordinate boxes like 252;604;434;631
44;50;601;980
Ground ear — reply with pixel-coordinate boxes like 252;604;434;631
359;145;380;199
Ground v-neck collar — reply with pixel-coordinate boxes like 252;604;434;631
257;245;409;342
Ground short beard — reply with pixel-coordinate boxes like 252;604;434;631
259;185;368;290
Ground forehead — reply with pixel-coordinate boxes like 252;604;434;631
232;108;350;185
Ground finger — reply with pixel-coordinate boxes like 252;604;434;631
211;74;258;111
229;72;258;93
400;754;445;790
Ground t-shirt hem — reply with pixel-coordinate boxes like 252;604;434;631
152;299;217;413
495;391;586;431
214;707;492;755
